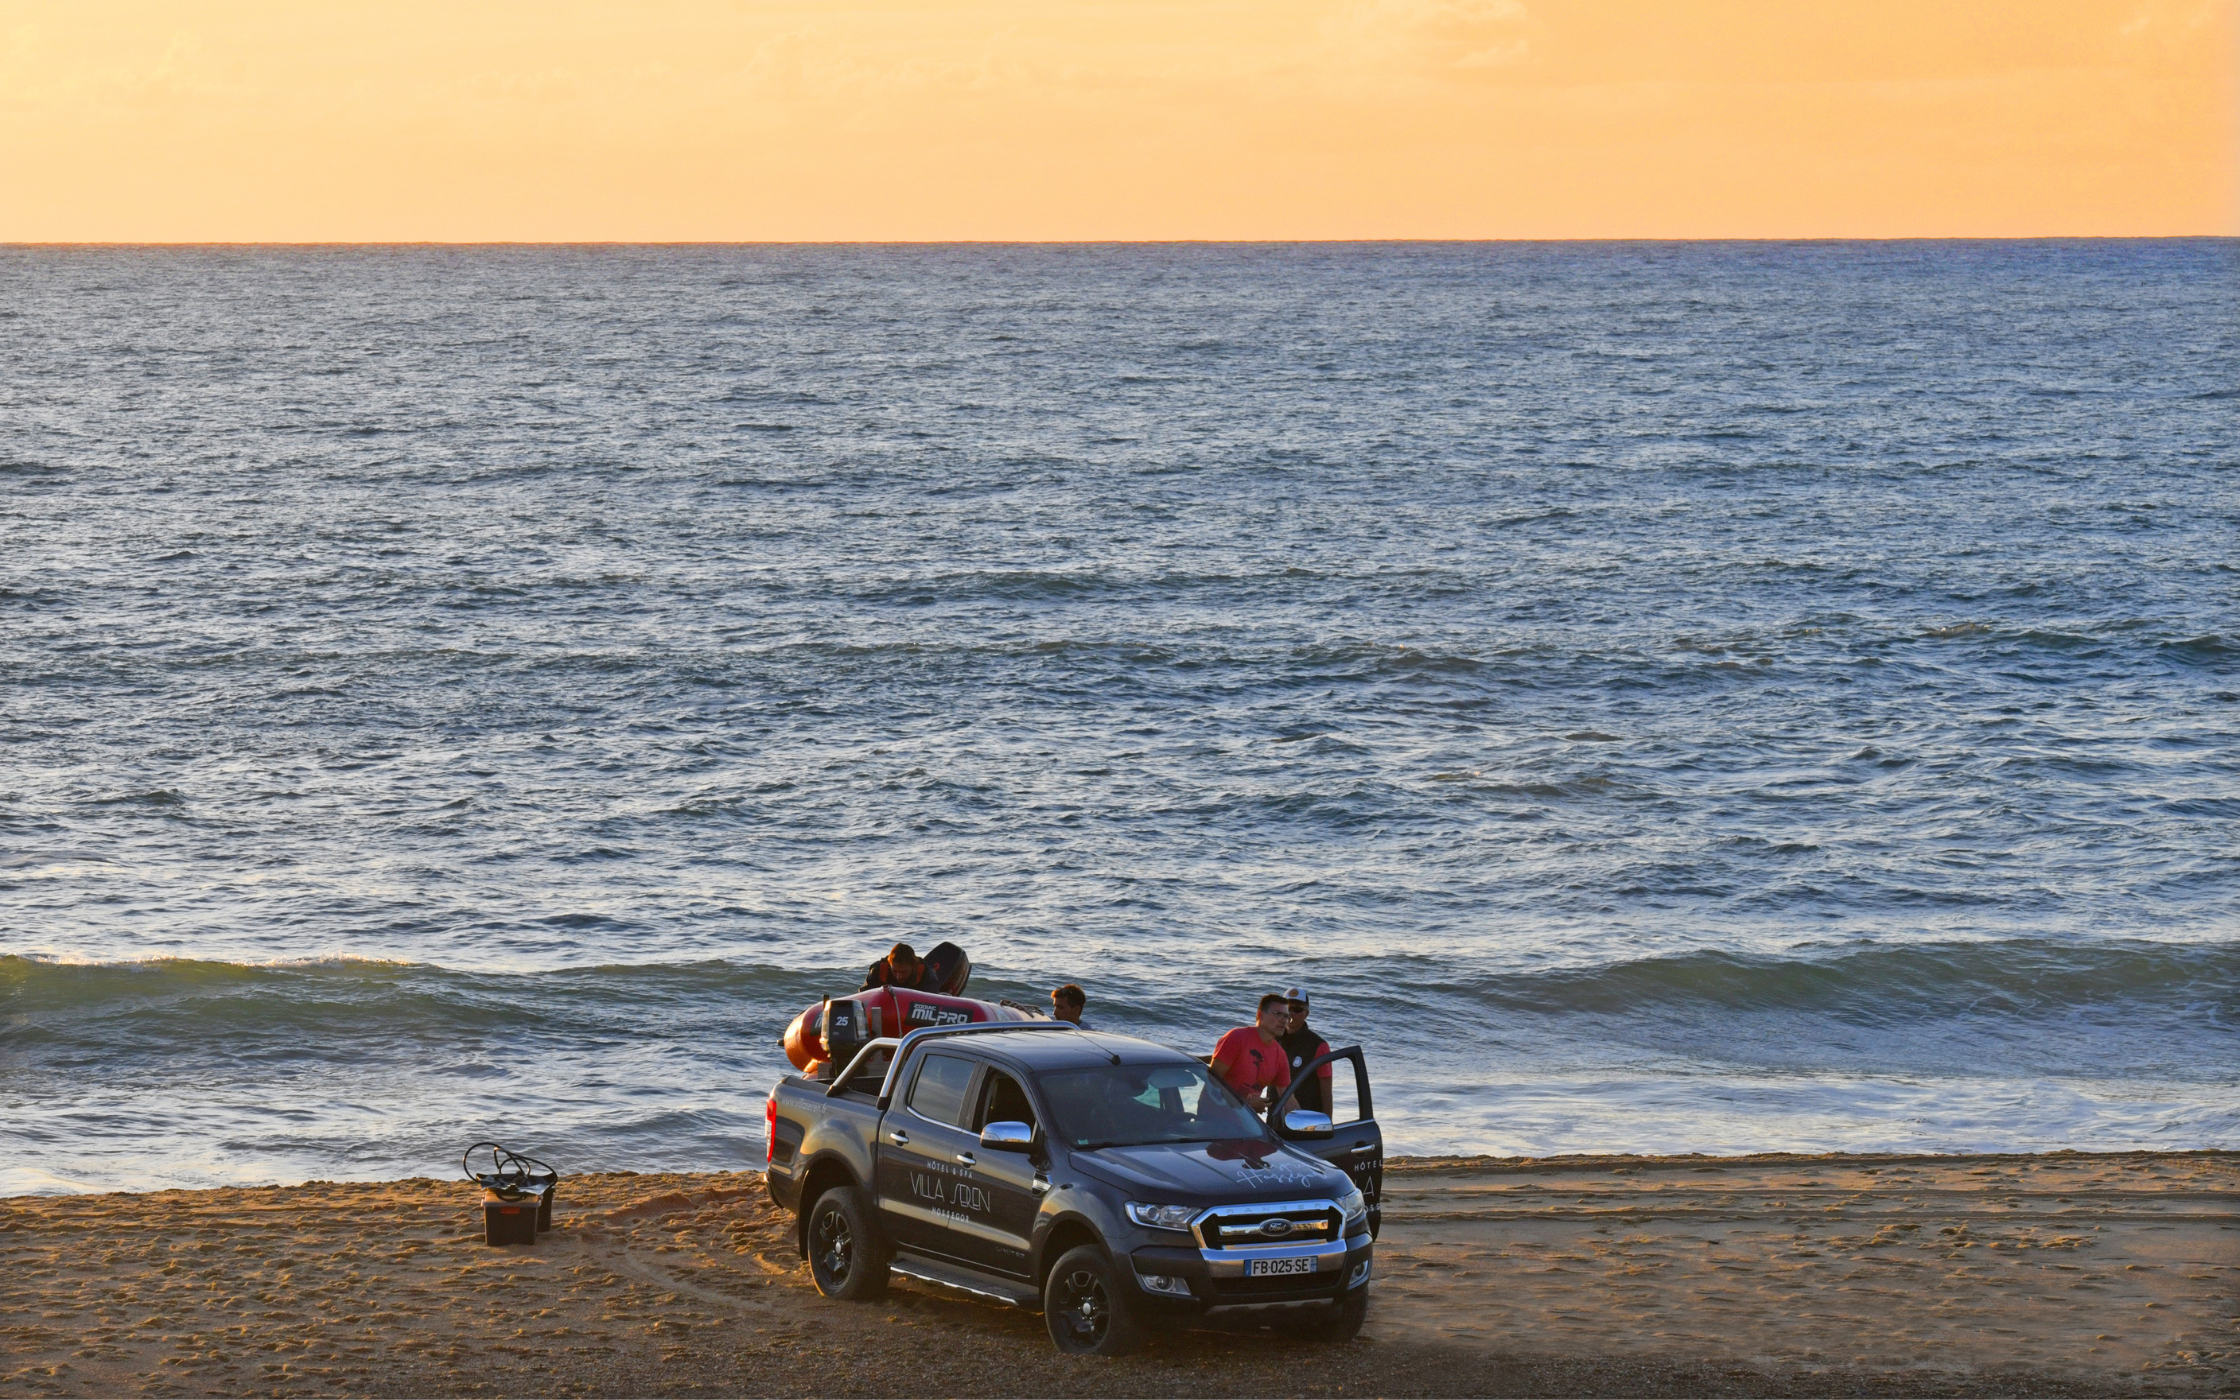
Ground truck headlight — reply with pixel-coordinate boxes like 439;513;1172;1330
1338;1185;1367;1230
1125;1202;1195;1232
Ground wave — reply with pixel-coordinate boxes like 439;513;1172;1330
11;940;2231;1045
0;955;843;1050
2160;634;2236;664
6;942;2233;1173
1440;939;2239;1026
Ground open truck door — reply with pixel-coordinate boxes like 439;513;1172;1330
1270;1044;1382;1238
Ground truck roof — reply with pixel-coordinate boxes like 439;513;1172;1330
927;1026;1199;1073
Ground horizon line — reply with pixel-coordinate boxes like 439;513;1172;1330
7;235;2235;250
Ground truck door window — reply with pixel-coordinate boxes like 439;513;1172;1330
906;1052;976;1127
973;1071;1036;1131
1325;1061;1364;1124
1284;1049;1371;1126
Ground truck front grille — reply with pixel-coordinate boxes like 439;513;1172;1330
1191;1200;1342;1250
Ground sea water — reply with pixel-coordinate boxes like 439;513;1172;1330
1;242;2234;1193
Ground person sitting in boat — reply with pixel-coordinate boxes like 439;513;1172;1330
860;941;935;992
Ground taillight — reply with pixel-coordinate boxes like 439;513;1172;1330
766;1093;778;1164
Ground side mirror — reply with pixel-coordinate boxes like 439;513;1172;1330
1282;1110;1334;1139
980;1120;1035;1152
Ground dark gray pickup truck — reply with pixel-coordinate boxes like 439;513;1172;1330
763;1021;1383;1354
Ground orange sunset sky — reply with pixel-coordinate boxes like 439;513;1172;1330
1;0;2233;241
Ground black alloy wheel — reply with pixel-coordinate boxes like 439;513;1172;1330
1043;1245;1139;1355
1052;1266;1108;1344
812;1204;853;1280
805;1186;888;1300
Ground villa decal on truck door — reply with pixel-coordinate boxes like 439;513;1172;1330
910;1161;992;1227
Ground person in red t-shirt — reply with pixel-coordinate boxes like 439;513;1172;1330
1209;993;1293;1112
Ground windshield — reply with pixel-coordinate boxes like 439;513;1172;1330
1037;1062;1268;1149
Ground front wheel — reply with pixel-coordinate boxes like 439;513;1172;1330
804;1185;888;1300
1043;1245;1141;1355
1330;1282;1369;1341
1286;1284;1369;1342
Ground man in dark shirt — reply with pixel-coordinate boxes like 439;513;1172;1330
1276;986;1334;1116
860;942;933;992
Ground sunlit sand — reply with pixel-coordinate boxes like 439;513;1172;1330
2;1152;2230;1397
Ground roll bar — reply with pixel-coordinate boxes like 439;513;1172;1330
821;1019;1081;1100
823;1037;902;1098
875;1021;1082;1108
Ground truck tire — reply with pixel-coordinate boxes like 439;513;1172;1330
1330;1283;1369;1341
1042;1245;1141;1356
1285;1284;1369;1342
804;1185;888;1301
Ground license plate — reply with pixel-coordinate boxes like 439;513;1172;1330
1246;1256;1318;1278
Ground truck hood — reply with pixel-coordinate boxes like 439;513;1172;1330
1068;1138;1347;1202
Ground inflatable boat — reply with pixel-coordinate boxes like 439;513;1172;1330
780;942;1040;1075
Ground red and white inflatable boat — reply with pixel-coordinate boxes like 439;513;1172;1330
780;942;1040;1075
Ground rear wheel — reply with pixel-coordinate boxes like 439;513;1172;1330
1043;1245;1140;1355
804;1185;888;1300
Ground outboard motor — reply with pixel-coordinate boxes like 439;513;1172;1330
818;996;869;1076
920;941;972;996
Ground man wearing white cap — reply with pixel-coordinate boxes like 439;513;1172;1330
1276;987;1334;1116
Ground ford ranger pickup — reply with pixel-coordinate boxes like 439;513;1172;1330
763;1021;1383;1354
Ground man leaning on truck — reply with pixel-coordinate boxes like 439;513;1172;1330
1208;992;1293;1112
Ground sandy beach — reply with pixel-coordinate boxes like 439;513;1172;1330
2;1151;2231;1398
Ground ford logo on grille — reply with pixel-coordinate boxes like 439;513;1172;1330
1259;1218;1293;1238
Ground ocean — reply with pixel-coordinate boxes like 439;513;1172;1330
2;241;2234;1194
